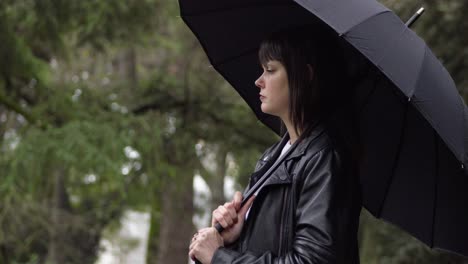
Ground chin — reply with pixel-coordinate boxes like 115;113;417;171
260;106;277;116
260;105;271;114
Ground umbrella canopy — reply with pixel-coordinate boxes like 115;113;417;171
179;0;468;257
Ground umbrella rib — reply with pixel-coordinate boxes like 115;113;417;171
340;10;391;36
358;70;383;115
180;2;296;17
405;41;428;98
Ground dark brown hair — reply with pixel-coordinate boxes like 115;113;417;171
258;25;351;142
258;25;361;174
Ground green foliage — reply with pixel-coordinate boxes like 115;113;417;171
74;1;161;49
0;17;49;86
0;1;170;262
0;114;138;260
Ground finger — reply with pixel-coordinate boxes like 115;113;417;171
189;247;197;261
213;211;229;228
200;232;208;240
212;206;227;227
233;191;242;210
198;227;210;234
191;233;198;243
196;228;207;239
224;203;238;223
213;205;232;227
219;203;237;226
218;205;234;226
238;195;256;218
191;237;201;250
189;240;195;251
211;210;217;227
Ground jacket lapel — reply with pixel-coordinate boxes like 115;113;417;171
258;124;326;190
244;134;290;195
244;123;326;195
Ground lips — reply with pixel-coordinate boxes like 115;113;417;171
259;94;266;100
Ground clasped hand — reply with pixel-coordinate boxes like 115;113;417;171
189;191;255;263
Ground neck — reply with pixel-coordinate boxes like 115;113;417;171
281;116;300;145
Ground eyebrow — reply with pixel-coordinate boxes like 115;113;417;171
260;61;277;68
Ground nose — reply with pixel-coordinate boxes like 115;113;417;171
255;74;264;89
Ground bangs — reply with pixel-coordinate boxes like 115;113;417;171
258;39;284;66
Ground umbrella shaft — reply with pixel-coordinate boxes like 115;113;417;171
406;7;425;27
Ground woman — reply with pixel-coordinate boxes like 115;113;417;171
189;26;362;264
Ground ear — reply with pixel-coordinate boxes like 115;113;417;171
307;64;314;81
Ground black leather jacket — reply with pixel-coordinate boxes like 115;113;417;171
212;124;362;264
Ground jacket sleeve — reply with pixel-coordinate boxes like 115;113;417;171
211;147;350;264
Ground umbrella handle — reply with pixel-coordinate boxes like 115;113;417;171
213;193;252;233
406;7;425;28
214;222;224;233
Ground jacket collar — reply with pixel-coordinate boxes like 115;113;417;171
280;122;326;161
251;123;326;189
257;122;326;170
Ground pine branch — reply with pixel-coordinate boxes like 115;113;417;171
0;91;36;124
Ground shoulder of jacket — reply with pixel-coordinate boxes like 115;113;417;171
301;130;336;159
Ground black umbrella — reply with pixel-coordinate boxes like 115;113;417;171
179;0;468;257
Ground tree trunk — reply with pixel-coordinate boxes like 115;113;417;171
118;47;138;87
0;244;9;264
46;168;71;264
146;212;159;263
208;146;228;217
155;167;194;264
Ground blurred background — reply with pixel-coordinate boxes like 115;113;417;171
0;0;467;263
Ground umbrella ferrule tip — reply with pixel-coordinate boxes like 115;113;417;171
417;7;425;14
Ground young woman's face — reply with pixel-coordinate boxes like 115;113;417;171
255;60;290;118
